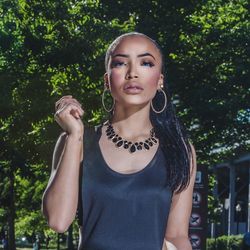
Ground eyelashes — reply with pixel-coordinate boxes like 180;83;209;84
141;61;154;67
111;61;126;67
111;60;155;68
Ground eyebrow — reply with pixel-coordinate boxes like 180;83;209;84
112;52;156;60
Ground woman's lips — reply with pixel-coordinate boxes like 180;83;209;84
124;83;143;94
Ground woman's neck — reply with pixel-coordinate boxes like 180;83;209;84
110;104;153;140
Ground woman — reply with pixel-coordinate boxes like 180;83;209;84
42;32;196;250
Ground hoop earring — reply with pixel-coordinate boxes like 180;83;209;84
102;88;115;112
151;88;167;114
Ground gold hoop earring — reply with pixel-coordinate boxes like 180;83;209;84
151;88;167;114
102;88;115;112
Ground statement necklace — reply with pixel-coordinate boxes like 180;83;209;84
105;121;158;153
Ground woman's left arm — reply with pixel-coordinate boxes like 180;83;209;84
164;144;197;250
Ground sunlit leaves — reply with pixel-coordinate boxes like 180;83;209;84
0;0;248;243
0;0;136;242
172;0;249;160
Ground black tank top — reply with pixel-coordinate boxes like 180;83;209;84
78;125;173;250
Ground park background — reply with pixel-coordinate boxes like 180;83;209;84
0;0;249;249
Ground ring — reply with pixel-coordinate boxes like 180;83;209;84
55;110;61;117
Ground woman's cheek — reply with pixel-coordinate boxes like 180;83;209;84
146;72;161;88
109;71;124;87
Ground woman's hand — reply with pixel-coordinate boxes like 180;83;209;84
54;95;84;136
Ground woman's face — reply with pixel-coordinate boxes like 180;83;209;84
105;35;164;109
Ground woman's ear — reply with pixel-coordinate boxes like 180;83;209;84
157;74;164;89
103;72;109;89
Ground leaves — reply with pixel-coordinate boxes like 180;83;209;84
0;0;249;242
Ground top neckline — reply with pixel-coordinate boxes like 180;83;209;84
96;124;160;177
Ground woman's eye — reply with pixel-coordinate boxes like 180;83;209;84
111;61;126;67
142;61;154;67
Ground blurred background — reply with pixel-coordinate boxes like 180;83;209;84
0;0;249;249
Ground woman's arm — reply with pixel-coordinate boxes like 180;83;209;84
42;96;84;233
164;144;197;250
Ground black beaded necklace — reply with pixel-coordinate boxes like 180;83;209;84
105;121;158;153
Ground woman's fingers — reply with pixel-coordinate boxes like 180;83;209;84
70;109;81;119
55;103;82;119
57;98;81;111
56;101;83;115
55;97;83;116
55;95;73;110
55;96;83;112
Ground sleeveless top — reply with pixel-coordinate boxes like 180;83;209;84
78;125;173;250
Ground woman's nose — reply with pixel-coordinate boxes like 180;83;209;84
125;64;138;79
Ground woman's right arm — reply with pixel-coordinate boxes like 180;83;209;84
42;96;84;233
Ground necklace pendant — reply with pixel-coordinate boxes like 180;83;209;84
116;140;123;147
107;131;113;136
151;137;157;144
129;144;136;153
108;134;115;139
148;139;153;147
112;135;119;143
143;143;150;150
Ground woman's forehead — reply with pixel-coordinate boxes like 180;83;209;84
111;36;161;58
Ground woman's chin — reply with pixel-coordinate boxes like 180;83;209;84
115;100;150;110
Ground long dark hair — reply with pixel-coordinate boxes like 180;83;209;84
105;32;193;193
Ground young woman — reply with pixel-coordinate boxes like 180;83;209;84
42;32;196;250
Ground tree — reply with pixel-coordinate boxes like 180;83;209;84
0;0;136;246
168;0;249;164
0;0;249;245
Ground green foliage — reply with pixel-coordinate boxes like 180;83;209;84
0;0;249;243
171;0;249;165
207;235;243;250
0;0;136;243
174;0;249;223
207;173;224;223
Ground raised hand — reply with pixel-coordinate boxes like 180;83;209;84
54;95;84;135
